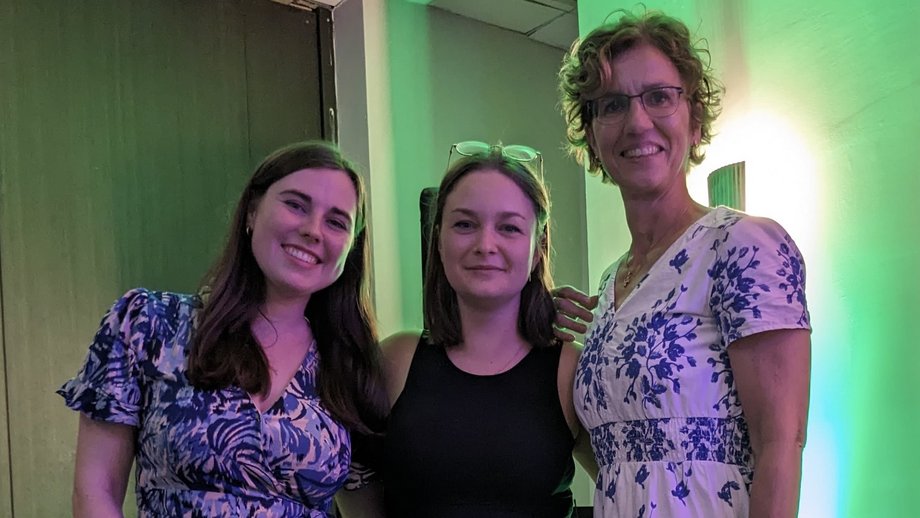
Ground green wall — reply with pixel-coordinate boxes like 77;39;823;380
0;1;329;514
578;1;920;516
334;0;594;500
347;1;589;337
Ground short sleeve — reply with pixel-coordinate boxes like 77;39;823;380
708;216;811;345
592;258;622;320
57;288;156;426
341;432;383;490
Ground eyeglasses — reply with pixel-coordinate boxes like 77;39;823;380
448;141;543;179
590;86;685;125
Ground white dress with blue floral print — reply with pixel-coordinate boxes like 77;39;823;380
59;288;350;517
575;207;810;517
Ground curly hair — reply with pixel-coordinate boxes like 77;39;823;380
558;9;724;178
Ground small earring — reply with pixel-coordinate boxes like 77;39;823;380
246;226;252;236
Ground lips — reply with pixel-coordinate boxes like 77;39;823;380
466;265;504;271
282;245;320;265
621;144;664;158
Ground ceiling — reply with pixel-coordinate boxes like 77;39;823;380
425;0;578;50
278;0;579;51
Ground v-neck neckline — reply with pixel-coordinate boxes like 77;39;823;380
611;209;713;312
245;339;317;416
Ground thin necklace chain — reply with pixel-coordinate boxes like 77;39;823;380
495;341;528;373
621;206;699;288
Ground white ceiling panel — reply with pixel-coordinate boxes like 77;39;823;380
529;9;578;50
431;0;572;38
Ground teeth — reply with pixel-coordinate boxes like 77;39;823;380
623;145;661;158
283;246;318;264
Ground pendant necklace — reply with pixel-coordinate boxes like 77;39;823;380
620;206;700;289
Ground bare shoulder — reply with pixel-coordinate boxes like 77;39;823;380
380;331;423;364
380;331;423;408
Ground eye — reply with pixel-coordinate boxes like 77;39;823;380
598;95;629;115
327;217;349;231
645;88;675;107
451;220;475;231
499;223;523;234
283;199;306;213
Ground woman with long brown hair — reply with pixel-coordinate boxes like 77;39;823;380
59;141;386;517
378;143;596;517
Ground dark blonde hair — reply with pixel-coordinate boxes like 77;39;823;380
423;153;557;349
188;141;386;434
559;9;724;178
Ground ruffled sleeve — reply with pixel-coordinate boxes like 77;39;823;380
341;432;383;490
708;215;811;345
57;288;157;426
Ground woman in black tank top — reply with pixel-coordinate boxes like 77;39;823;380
337;144;597;517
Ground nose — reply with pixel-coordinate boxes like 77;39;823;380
623;97;654;132
300;215;322;243
474;228;497;255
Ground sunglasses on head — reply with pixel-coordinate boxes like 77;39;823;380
447;140;544;179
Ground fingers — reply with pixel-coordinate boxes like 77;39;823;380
555;312;588;334
554;285;599;310
555;296;595;324
552;285;600;340
554;326;576;343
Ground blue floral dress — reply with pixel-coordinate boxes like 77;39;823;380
575;207;810;517
58;288;351;517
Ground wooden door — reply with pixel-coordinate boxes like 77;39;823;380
0;1;334;515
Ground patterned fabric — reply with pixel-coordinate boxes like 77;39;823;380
575;207;810;517
58;288;350;517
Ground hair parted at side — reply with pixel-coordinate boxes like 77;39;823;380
423;152;558;349
558;9;724;179
187;141;386;434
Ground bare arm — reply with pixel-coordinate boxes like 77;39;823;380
557;341;599;480
381;331;422;409
73;414;136;518
573;424;599;481
335;482;385;518
728;328;811;518
552;286;598;343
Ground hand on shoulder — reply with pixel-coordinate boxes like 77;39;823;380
552;286;598;342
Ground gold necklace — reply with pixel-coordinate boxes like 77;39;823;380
620;206;701;289
621;253;638;288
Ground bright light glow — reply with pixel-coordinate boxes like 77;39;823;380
689;110;820;259
798;419;840;518
691;110;838;515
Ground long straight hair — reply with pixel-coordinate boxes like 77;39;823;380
423;153;557;348
187;141;386;434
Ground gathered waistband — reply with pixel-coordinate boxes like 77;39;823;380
590;417;753;468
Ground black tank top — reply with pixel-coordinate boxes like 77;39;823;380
384;337;575;517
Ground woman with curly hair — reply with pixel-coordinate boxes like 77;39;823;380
555;10;811;517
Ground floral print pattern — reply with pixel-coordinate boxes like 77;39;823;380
58;289;350;517
576;207;810;517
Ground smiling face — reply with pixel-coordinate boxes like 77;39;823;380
248;167;358;306
587;43;700;197
437;169;541;309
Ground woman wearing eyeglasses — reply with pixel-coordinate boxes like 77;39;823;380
369;143;596;517
554;10;811;518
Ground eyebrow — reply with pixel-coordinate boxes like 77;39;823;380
449;207;528;220
280;189;354;224
601;82;677;95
